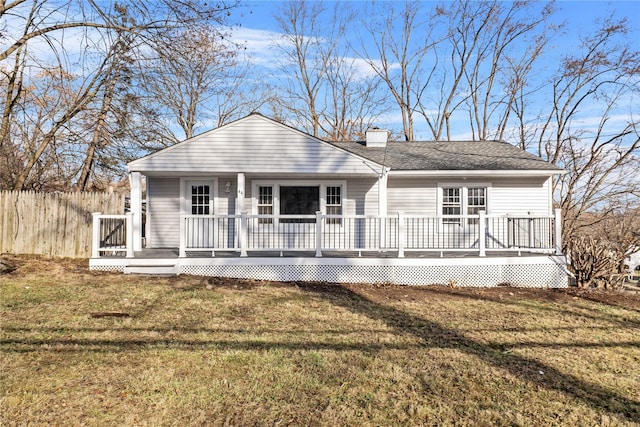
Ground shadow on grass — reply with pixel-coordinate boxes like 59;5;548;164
299;282;640;423
411;286;640;327
2;280;639;422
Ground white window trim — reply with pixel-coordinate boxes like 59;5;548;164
251;179;347;223
180;177;218;215
437;182;491;227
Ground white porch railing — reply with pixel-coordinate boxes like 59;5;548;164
177;210;563;258
91;212;134;258
91;210;562;259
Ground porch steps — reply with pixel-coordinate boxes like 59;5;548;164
123;262;179;276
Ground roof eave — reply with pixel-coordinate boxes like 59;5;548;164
388;169;565;177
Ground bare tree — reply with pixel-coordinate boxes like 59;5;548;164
320;54;386;141
11;58;112;190
531;18;640;245
462;2;555;141
272;1;387;140
144;26;241;141
360;1;437;141
568;205;640;289
272;0;332;137
1;0;239;190
413;1;555;141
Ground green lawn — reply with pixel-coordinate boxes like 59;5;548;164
1;256;639;426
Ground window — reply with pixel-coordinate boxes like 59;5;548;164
442;187;461;224
326;186;342;224
191;185;210;215
280;186;319;223
257;186;273;224
253;182;345;224
467;187;486;225
440;185;488;226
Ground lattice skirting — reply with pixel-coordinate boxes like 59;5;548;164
178;256;568;288
89;264;125;273
90;256;568;288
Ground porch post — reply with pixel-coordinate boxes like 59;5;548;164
236;173;245;216
315;211;323;257
236;173;245;255
478;210;486;257
378;169;388;249
240;211;248;257
125;212;134;258
554;208;563;255
91;212;101;258
129;172;143;251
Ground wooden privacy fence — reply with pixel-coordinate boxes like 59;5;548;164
0;191;126;258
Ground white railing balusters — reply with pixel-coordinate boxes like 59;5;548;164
397;212;405;258
93;212;562;259
478;211;486;257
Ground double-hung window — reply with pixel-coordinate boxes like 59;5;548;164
257;186;273;224
440;185;488;226
466;187;486;224
442;188;462;224
325;186;342;224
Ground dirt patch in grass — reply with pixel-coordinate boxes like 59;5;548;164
2;255;640;426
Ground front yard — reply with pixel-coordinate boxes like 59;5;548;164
1;256;639;426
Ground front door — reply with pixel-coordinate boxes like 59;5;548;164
186;180;214;248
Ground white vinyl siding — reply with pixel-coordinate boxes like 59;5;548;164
147;178;180;248
129;115;381;176
490;177;552;215
345;178;377;215
217;178;235;215
387;178;438;215
387;177;551;217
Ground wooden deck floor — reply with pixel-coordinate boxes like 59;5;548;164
100;248;553;260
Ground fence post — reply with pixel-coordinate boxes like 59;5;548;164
240;212;248;257
478;210;486;257
315;211;323;257
554;208;563;255
397;212;405;258
91;212;101;258
179;214;186;257
125;212;134;258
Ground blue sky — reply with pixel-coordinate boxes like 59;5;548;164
223;0;640;140
2;0;637;141
236;0;639;33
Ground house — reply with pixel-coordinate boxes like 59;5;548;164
625;247;640;282
90;113;568;287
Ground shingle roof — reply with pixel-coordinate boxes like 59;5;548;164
329;140;562;172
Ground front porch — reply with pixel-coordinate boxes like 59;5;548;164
89;211;569;287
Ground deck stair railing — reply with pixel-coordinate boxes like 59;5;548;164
91;213;133;258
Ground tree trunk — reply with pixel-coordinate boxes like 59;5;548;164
77;62;121;191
